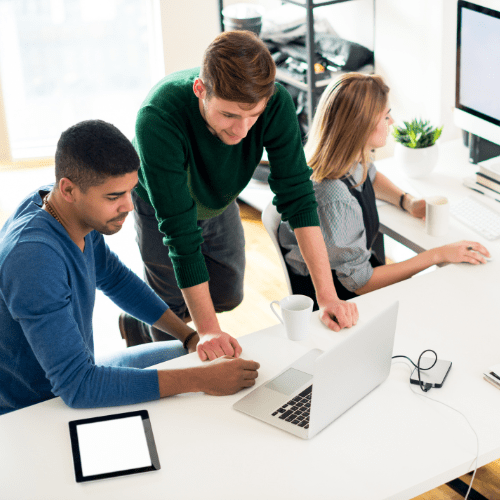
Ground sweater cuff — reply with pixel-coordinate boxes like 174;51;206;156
288;210;320;231
145;302;169;327
173;260;210;289
127;368;161;402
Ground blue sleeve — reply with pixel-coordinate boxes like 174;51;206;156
91;231;168;325
1;243;160;409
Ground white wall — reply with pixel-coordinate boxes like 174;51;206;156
374;0;461;159
321;0;375;50
160;1;220;75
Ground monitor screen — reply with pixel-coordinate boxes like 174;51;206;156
456;1;500;146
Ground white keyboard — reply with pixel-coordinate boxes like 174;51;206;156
450;197;500;240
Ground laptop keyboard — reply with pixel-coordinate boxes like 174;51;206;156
271;385;312;429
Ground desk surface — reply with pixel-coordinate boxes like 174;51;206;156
2;140;500;500
2;267;500;500
376;139;500;255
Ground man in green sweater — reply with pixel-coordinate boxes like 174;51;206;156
120;30;359;359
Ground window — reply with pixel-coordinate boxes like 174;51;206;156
0;0;163;161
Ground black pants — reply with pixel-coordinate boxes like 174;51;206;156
286;241;384;310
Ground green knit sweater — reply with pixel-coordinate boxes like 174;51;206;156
134;67;319;289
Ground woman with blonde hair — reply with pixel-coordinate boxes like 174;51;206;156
279;73;489;305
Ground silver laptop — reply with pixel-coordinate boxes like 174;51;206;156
233;301;399;439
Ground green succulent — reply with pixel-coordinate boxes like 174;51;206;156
392;119;443;149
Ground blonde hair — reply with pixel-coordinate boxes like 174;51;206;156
306;73;390;184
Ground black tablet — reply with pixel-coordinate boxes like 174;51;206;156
68;410;160;483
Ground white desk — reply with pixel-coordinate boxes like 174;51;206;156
2;263;500;500
2;140;500;500
375;139;500;255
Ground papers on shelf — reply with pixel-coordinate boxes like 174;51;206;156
483;363;500;389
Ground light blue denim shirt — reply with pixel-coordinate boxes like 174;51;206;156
278;162;377;292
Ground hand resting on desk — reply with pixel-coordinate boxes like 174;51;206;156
158;356;260;397
196;331;243;361
356;240;490;295
318;299;359;333
405;196;426;219
435;240;490;265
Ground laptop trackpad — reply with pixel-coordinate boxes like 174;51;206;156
265;368;313;396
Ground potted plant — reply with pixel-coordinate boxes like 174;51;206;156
393;119;443;178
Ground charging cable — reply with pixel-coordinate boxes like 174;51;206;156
392;349;438;392
393;359;480;500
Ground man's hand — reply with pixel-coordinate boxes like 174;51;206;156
181;283;242;360
318;299;359;332
197;331;243;361
196;356;260;396
158;356;259;397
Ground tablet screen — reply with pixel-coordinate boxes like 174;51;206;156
69;410;160;482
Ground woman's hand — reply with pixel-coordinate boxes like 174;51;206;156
405;196;426;219
436;240;490;264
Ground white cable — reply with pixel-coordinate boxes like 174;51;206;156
393;361;480;500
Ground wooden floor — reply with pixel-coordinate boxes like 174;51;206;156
235;202;500;500
213;201;288;337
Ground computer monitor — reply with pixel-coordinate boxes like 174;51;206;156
455;0;500;157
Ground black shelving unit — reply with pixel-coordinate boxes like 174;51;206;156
217;0;374;125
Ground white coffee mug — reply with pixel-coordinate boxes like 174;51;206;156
270;295;314;341
426;196;449;237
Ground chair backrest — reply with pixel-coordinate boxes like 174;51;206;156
261;201;293;295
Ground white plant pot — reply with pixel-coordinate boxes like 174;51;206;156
395;143;439;179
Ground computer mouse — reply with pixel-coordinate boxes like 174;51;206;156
471;250;493;262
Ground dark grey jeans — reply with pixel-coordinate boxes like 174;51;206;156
132;191;245;340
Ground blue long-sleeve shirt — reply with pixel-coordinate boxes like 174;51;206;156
0;186;168;415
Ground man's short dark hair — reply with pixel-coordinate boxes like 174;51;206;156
55;120;140;191
200;30;276;104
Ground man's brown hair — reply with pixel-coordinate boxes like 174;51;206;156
200;30;276;105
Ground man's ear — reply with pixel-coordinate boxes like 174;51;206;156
193;78;207;99
58;178;78;203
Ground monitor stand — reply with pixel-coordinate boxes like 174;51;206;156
468;133;500;164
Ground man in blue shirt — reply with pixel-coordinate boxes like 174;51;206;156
0;120;259;415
